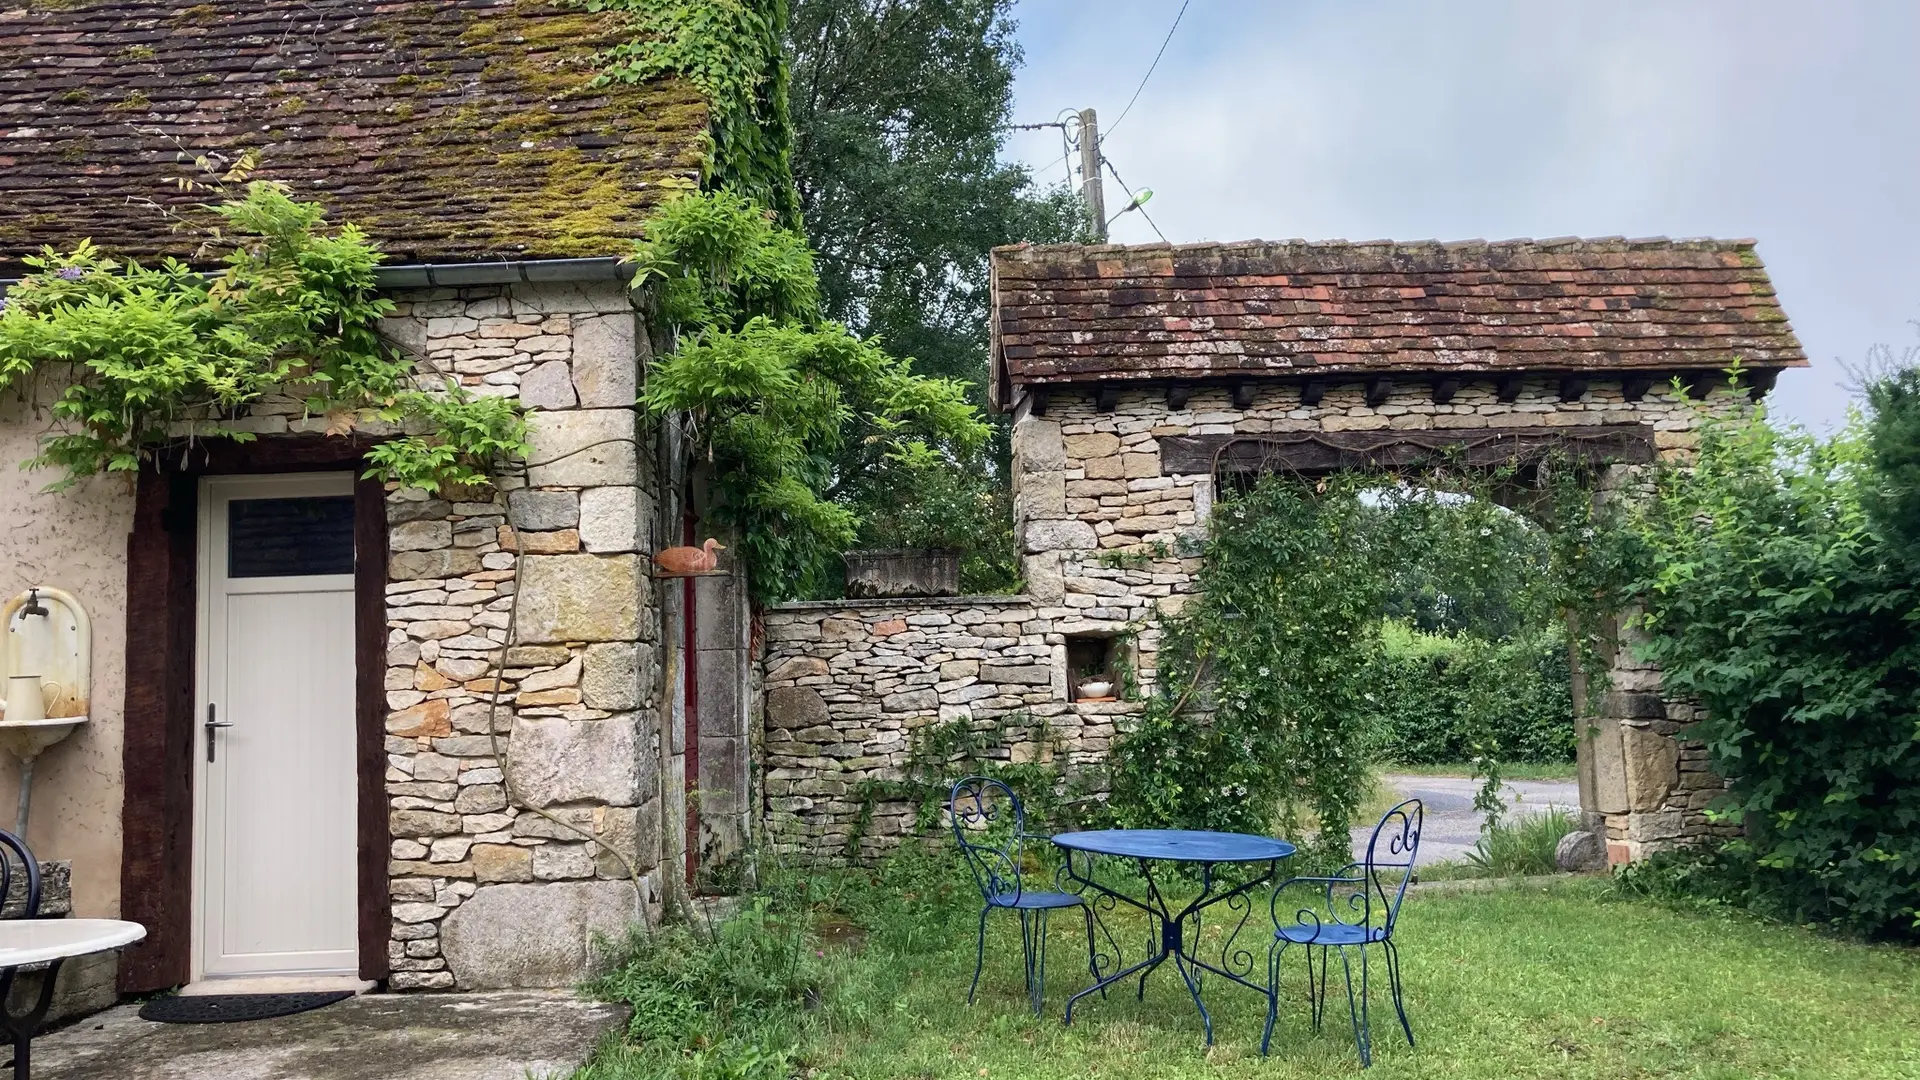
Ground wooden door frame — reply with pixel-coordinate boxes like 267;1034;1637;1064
119;436;391;991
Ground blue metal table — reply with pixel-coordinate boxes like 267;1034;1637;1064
1054;829;1295;1045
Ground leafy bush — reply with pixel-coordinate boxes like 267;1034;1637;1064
588;899;821;1048
1109;468;1596;863
1624;376;1920;940
1463;807;1580;877
632;191;991;603
853;453;1020;594
1369;622;1575;765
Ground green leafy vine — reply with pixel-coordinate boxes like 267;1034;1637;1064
0;179;528;493
842;712;1085;858
583;0;799;222
629;190;987;602
1106;453;1628;867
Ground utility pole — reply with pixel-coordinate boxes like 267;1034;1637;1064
1078;107;1107;241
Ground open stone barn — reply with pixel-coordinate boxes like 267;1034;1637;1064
761;237;1807;865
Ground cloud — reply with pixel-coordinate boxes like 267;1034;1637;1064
1006;0;1920;430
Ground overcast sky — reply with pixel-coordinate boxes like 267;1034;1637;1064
1002;1;1920;431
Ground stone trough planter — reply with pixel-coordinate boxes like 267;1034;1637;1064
843;549;961;598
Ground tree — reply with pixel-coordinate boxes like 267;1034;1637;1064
786;0;1085;392
786;1;1084;591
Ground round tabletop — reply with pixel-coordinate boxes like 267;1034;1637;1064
0;919;146;967
1052;829;1296;863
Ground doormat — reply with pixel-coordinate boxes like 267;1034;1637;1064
138;992;354;1024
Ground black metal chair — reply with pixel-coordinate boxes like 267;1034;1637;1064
1262;799;1423;1067
949;776;1101;1016
0;828;55;1080
0;831;40;922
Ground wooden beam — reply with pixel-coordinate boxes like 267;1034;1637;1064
1495;375;1524;403
1230;382;1256;410
1364;375;1394;407
1558;376;1590;403
1431;377;1460;405
1094;385;1119;413
1300;379;1327;407
1166;385;1191;411
1158;424;1657;476
1621;375;1656;403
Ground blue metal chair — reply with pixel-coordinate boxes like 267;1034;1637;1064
949;776;1101;1016
1262;799;1423;1067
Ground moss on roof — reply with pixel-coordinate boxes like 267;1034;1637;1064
0;0;713;269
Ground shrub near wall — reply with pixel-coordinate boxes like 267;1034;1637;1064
1369;622;1575;766
1626;373;1920;940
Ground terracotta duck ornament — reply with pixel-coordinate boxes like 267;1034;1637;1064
652;538;725;576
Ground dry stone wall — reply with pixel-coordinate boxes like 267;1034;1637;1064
761;597;1129;862
370;281;662;990
761;374;1743;864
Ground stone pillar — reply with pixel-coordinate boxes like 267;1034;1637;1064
693;569;752;878
376;281;664;990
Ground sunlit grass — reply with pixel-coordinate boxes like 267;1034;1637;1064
576;871;1918;1080
806;879;1918;1079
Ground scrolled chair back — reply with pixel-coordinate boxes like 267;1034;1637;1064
0;828;41;920
948;776;1028;904
1363;798;1423;933
1270;798;1423;943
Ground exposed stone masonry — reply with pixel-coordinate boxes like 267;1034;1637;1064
763;374;1745;864
370;281;661;990
762;597;1128;862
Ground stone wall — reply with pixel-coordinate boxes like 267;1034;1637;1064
761;597;1129;862
370;281;665;990
1015;377;1738;858
1585;615;1737;861
757;374;1744;864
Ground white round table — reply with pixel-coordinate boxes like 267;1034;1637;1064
0;919;145;1080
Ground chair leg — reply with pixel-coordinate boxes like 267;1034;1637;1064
1019;910;1033;995
1337;944;1372;1068
1260;941;1288;1056
968;906;990;1005
1035;909;1050;1017
1308;945;1327;1031
1383;938;1414;1048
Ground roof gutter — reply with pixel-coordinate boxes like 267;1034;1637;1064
372;256;634;288
1;255;634;293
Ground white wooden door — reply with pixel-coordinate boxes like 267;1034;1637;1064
194;473;359;979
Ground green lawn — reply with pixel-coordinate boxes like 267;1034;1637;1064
577;874;1918;1080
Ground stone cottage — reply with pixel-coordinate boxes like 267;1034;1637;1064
0;0;754;1009
762;237;1807;866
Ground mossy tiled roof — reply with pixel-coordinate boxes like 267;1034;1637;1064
0;0;710;271
992;237;1808;398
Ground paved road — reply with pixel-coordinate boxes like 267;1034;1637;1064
1353;774;1580;866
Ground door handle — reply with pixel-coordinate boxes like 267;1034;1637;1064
206;703;234;763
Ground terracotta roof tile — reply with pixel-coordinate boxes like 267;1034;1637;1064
991;237;1806;398
0;0;709;271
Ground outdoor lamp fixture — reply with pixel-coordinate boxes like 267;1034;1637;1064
1105;187;1154;230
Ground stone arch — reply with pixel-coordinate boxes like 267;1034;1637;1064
990;237;1806;863
753;237;1808;864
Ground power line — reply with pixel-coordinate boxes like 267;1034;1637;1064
1102;156;1167;243
1103;0;1189;140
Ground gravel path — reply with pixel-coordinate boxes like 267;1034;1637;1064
1352;773;1580;866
